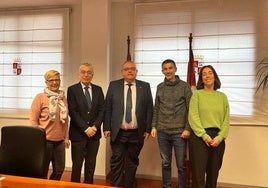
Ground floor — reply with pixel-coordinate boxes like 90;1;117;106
59;170;228;188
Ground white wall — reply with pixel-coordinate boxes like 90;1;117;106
0;0;268;187
219;126;268;187
111;2;268;188
79;0;110;177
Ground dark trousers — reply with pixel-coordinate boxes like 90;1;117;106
71;139;100;183
189;128;225;188
44;140;65;180
110;129;143;188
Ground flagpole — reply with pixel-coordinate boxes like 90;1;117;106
189;33;192;53
127;35;131;61
186;33;197;188
187;33;196;88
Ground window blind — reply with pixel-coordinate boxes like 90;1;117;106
134;0;268;119
0;8;69;110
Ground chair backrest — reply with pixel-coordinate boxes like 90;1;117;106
0;125;47;179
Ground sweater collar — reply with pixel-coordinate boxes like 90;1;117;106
164;75;180;86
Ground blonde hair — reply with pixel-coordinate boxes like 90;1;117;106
44;70;60;81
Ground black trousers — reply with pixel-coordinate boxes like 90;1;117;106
110;129;143;188
70;138;100;183
189;128;225;188
44;140;65;180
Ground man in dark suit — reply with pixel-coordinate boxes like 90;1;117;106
103;60;153;188
67;63;104;184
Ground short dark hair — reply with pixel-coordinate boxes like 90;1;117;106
161;59;177;68
197;65;221;90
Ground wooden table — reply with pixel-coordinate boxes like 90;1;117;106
0;174;115;188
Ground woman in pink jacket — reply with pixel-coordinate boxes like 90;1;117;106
30;70;69;180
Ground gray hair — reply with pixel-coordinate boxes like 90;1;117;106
79;62;94;74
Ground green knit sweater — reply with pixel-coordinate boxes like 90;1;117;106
188;89;230;142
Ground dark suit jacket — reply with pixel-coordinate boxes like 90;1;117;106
103;78;153;142
67;82;104;141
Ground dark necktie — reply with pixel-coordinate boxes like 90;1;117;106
84;86;92;110
125;83;132;123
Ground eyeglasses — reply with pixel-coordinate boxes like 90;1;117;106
46;79;60;83
123;67;136;71
80;70;93;75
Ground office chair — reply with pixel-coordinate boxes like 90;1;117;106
0;125;47;179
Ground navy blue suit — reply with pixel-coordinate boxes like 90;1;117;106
103;78;153;187
67;82;104;183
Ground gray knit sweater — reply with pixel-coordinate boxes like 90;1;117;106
152;76;192;134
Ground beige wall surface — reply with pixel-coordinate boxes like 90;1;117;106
0;0;268;187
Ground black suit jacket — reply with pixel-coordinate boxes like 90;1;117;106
67;82;104;141
103;78;153;142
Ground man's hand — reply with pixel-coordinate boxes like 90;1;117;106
181;130;190;139
103;131;111;138
86;126;96;137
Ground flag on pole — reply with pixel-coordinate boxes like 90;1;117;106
186;33;195;184
187;33;196;89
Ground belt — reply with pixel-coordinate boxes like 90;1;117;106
120;128;138;132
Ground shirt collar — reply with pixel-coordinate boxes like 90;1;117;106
81;82;91;89
124;81;135;86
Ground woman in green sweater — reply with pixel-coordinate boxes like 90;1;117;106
188;65;230;188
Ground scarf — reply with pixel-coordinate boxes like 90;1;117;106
44;88;68;123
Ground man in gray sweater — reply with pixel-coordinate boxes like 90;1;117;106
151;59;192;188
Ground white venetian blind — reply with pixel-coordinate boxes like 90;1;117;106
0;8;69;110
134;0;268;121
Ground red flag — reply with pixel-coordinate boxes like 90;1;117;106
187;33;196;87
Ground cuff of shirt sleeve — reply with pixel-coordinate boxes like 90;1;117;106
84;126;91;133
215;135;224;142
202;133;210;141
